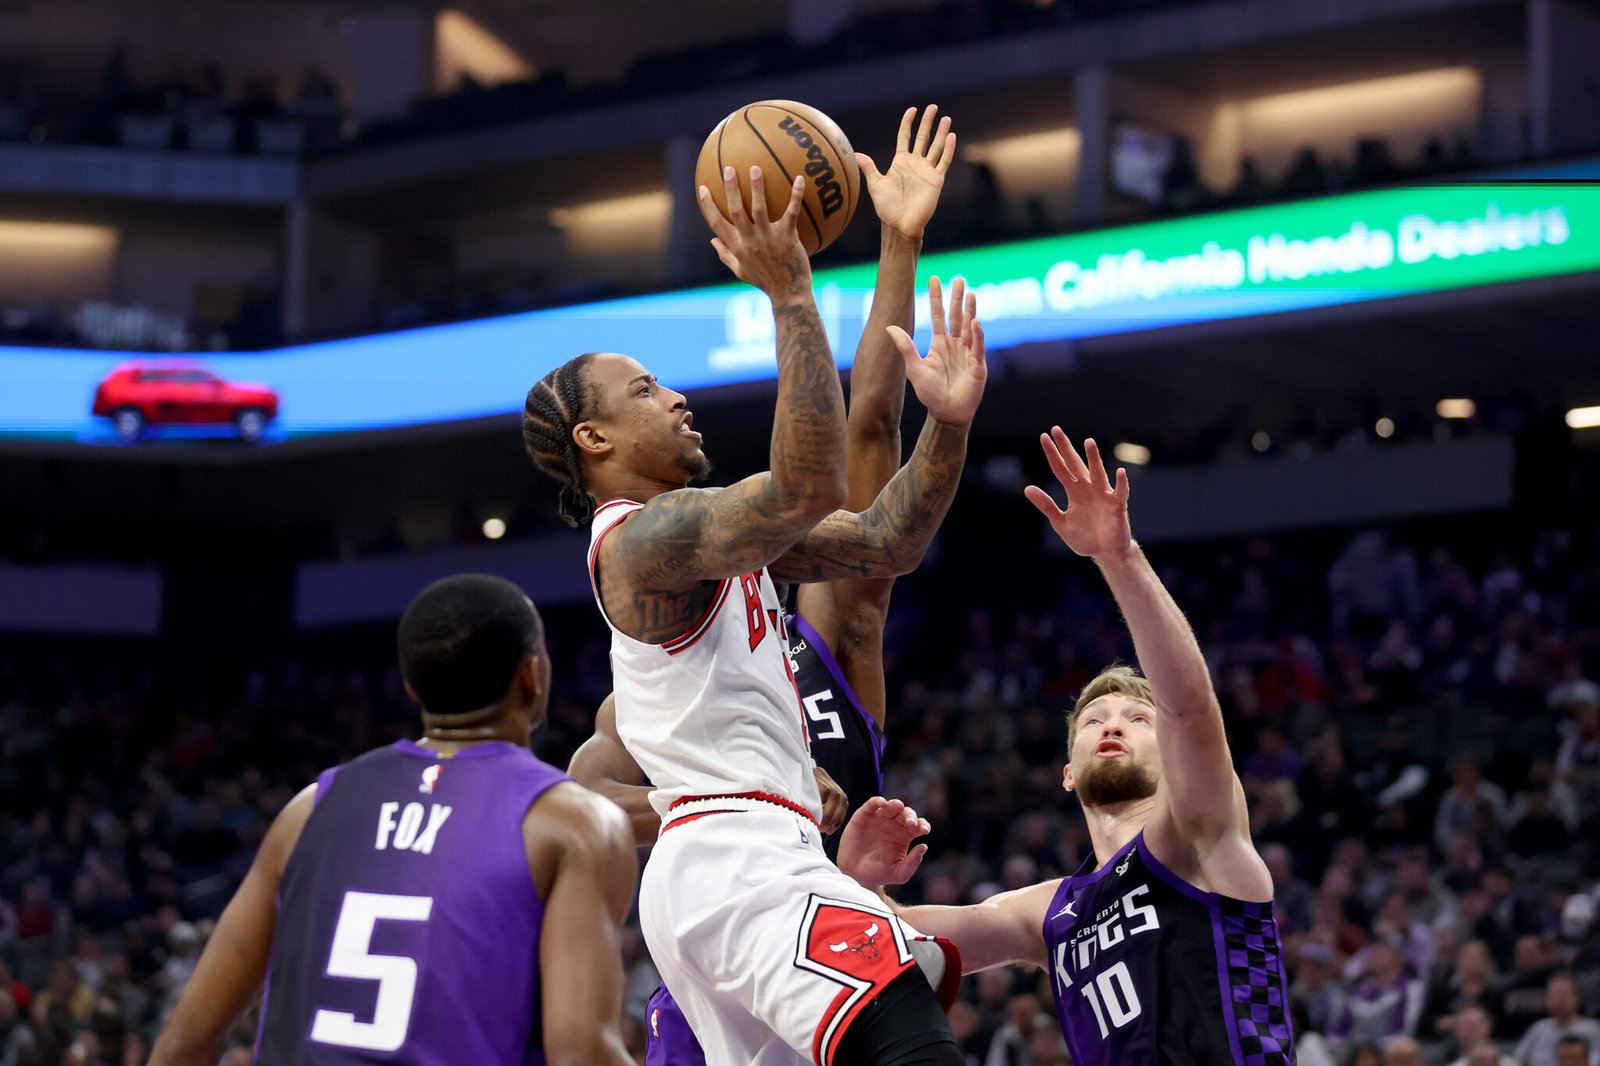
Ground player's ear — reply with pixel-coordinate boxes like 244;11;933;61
1062;763;1075;794
572;418;611;458
403;678;420;706
517;649;548;701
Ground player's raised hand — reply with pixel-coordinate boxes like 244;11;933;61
888;276;987;426
697;165;811;301
814;766;849;836
835;797;931;889
857;104;956;241
1024;429;1135;562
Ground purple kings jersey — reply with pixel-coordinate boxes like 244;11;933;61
785;613;885;860
255;739;569;1065
1042;833;1292;1066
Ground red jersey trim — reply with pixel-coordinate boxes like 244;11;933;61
665;791;821;831
661;579;732;655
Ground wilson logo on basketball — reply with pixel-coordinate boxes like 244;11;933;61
828;921;882;962
776;117;846;219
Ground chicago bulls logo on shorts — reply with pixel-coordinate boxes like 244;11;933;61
794;896;916;1066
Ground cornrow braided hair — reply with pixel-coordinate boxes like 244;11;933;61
523;352;601;527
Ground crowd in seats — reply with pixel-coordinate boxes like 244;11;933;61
1155;135;1482;217
0;48;343;156
4;487;1600;1063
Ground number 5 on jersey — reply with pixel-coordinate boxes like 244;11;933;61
310;891;432;1052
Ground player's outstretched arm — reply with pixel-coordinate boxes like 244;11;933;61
568;695;660;845
1025;432;1267;894
772;276;985;585
835;799;1052;973
529;785;639;1066
798;103;955;725
149;785;316;1066
604;167;847;596
846;103;953;504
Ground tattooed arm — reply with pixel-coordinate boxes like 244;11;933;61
771;275;985;584
597;166;847;643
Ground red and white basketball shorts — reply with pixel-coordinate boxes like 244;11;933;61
640;793;959;1066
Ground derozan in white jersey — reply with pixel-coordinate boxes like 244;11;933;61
588;498;822;821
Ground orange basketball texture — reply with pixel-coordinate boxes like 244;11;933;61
696;100;861;256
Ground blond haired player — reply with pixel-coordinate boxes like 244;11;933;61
839;431;1292;1066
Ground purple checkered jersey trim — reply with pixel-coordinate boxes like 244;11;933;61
1219;898;1294;1066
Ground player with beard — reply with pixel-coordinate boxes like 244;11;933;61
837;429;1292;1066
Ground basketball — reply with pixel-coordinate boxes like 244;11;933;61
696;100;861;256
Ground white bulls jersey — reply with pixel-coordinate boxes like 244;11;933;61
588;498;822;822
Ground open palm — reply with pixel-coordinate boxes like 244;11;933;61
858;105;955;240
1023;429;1135;560
887;276;986;425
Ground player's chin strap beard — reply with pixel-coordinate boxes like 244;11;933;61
420;703;505;739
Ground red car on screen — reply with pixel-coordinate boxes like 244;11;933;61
92;362;280;442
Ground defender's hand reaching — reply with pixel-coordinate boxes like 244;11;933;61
1024;429;1136;563
858;104;955;242
697;165;812;303
887;276;987;426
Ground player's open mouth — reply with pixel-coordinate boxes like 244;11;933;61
1095;741;1126;757
679;413;701;440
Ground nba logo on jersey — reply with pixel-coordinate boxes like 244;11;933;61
650;1008;660;1038
419;764;441;794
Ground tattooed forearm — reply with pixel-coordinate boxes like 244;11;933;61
770;416;970;583
769;301;848;494
595;294;850;644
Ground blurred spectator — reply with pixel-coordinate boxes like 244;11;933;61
1435;756;1508;856
1443;1004;1517;1066
1514;974;1600;1066
1330;940;1425;1046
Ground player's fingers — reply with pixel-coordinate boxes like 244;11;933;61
1040;430;1079;486
696;185;732;234
855;152;881;184
895;106;916;153
926;116;953;167
947;277;966;338
747;166;773;225
1051;426;1092;483
779;174;806;229
932;130;957;173
1083;437;1111;488
969;319;986;366
886;325;921;368
928;276;947;337
1116;466;1131;500
915;818;931;836
913;103;938;155
708;238;738;273
1024;484;1065;522
719;165;748;224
